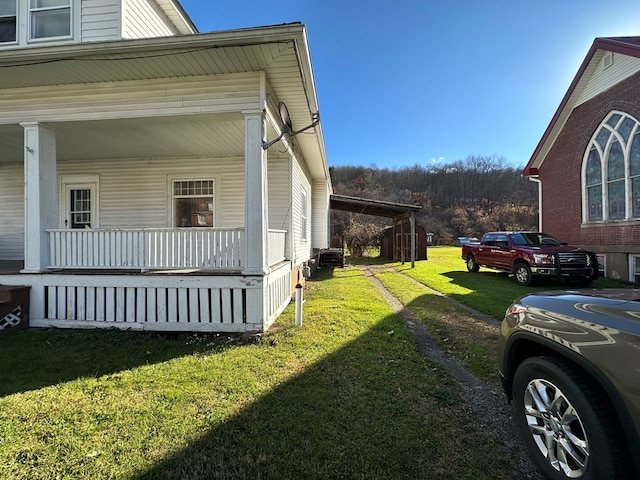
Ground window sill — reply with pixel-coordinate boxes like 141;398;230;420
582;218;640;227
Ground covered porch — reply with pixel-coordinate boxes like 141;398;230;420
0;25;328;333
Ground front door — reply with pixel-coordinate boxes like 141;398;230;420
61;177;98;229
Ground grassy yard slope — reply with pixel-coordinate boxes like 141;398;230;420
0;266;512;480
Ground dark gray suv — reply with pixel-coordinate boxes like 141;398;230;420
498;289;640;480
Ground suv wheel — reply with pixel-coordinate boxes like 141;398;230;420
513;262;533;286
513;357;631;480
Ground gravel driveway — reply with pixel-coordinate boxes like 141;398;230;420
361;266;544;480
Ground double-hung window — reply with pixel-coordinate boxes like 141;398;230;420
0;0;17;43
29;0;71;40
173;180;215;228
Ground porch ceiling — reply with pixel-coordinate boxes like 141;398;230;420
0;113;257;161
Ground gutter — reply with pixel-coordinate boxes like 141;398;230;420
528;176;542;231
0;23;308;65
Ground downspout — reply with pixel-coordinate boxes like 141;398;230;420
528;176;542;231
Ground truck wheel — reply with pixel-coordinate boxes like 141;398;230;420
466;255;479;272
513;262;534;286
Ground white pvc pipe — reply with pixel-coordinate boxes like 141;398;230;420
295;283;303;327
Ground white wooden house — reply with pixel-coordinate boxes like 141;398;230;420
0;0;332;333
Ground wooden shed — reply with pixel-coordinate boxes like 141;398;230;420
381;219;428;261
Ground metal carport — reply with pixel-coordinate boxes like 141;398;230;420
329;194;422;267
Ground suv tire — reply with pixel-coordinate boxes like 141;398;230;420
512;356;631;480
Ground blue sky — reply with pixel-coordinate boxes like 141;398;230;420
180;0;640;170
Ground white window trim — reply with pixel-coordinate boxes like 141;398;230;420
0;0;78;48
28;0;73;42
582;110;640;223
0;0;18;45
300;188;308;241
167;176;217;228
596;253;606;278
59;174;100;229
630;254;640;285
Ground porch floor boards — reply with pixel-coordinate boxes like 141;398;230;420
0;261;244;276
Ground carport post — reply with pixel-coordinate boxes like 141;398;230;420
410;212;416;268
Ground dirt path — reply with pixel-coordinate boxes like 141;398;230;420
360;266;544;480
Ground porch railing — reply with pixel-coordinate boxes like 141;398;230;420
267;229;287;266
48;228;246;270
47;227;288;271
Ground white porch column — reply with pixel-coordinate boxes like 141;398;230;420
21;122;57;273
243;110;269;275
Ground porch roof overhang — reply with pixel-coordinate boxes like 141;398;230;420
523;36;640;177
0;23;329;181
330;194;421;220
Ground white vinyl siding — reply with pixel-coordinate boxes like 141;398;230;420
56;156;244;229
0;156;251;260
312;179;330;249
291;154;312;266
0;162;25;259
122;0;176;39
267;156;292;262
577;52;640;106
80;0;120;42
267;156;291;232
0;73;261;125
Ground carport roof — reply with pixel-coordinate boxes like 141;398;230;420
330;194;421;219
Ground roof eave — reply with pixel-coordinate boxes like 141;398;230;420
523;37;640;177
0;23;307;64
155;0;198;34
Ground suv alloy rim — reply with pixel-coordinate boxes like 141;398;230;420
523;378;589;477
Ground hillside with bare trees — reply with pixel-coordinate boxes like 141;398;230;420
330;156;538;246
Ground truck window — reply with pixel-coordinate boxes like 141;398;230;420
495;234;509;248
509;233;528;246
483;234;497;246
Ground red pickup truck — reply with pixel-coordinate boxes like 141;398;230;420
461;231;598;286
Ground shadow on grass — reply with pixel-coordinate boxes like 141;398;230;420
432;269;632;320
442;269;631;292
129;313;512;480
0;328;241;398
0;276;519;479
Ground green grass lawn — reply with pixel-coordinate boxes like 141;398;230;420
0;265;514;480
392;246;631;319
